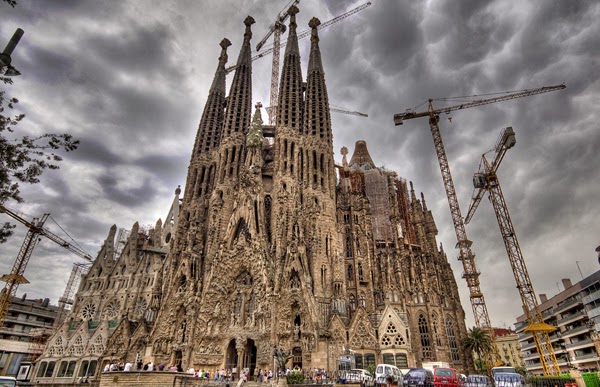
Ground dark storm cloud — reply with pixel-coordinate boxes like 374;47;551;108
1;0;599;330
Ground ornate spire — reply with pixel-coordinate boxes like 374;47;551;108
349;140;376;169
302;17;331;140
223;16;255;137
307;17;324;73
192;38;231;155
247;102;264;149
246;102;264;168
276;5;303;131
209;38;231;93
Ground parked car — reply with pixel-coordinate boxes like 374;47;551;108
345;369;375;386
375;364;403;386
433;367;464;387
493;373;525;387
403;368;434;387
0;376;17;387
465;374;492;387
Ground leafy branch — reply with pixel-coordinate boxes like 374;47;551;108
0;76;80;242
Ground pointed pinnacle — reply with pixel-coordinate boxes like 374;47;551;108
309;17;321;29
220;38;232;50
244;16;255;40
309;17;321;44
219;38;231;65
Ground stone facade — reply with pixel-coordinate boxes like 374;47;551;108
32;7;473;384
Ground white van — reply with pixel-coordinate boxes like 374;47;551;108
375;364;403;386
0;376;17;387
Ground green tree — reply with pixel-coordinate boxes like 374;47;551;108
462;327;493;372
1;76;79;242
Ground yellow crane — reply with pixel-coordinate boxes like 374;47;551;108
465;127;560;375
393;83;566;369
0;204;93;327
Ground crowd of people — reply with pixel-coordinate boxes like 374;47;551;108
99;360;336;385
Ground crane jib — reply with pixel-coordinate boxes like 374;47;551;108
393;84;566;126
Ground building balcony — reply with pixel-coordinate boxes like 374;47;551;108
4;315;55;328
588;308;600;319
566;338;594;350
573;353;599;361
523;351;540;361
557;311;587;326
541;308;554;318
518;331;532;341
0;327;32;337
583;289;600;305
560;325;591;338
520;341;537;352
515;321;528;332
554;298;583;314
9;303;58;319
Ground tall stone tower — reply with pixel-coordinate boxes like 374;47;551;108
28;8;472;385
148;8;472;374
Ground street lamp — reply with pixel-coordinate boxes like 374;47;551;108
0;28;24;76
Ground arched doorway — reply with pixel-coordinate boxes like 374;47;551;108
226;339;238;373
174;351;182;371
244;339;257;376
292;346;302;369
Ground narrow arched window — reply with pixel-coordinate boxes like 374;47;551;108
418;314;432;359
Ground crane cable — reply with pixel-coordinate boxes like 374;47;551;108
48;215;91;256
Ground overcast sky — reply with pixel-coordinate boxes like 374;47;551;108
1;0;599;329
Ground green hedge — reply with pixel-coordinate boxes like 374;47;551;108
527;375;575;387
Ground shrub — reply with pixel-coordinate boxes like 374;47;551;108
287;370;305;385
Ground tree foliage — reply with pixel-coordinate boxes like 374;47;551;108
1;76;79;242
462;326;493;370
286;370;305;385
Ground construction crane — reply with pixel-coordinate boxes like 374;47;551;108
393;83;566;370
54;262;92;326
464;127;560;375
0;204;94;328
226;2;372;124
330;105;368;117
254;0;299;125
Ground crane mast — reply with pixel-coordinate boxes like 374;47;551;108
254;0;299;125
393;83;566;369
465;127;560;375
0;204;93;328
0;214;47;329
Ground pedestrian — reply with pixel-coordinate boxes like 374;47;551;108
124;361;133;372
386;374;393;387
103;363;110;372
147;361;154;371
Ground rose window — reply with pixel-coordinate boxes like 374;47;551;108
104;301;121;319
81;303;97;320
134;299;148;317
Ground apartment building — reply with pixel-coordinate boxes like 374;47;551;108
0;294;59;377
515;271;600;375
494;328;524;368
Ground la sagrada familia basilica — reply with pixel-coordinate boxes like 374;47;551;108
32;6;473;383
